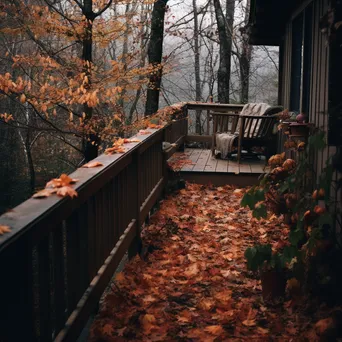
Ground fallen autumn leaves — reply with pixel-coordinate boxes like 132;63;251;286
89;183;339;341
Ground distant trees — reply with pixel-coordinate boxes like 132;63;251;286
0;0;153;212
0;0;279;212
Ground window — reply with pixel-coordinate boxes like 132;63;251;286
290;4;313;117
328;2;342;146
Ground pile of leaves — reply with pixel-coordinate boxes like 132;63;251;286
89;183;341;341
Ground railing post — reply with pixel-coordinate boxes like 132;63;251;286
128;151;142;259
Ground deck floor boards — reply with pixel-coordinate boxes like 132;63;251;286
171;148;267;175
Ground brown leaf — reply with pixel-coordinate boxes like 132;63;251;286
82;161;104;168
56;186;78;198
141;314;156;334
105;146;125;154
117;327;126;337
101;324;114;336
32;188;57;198
46;174;78;188
147;123;163;129
198;298;215;311
257;327;269;335
184;262;199;277
138;130;152;135
0;225;11;235
315;317;335;336
242;319;256;327
176;310;192;323
123;138;140;143
204;325;224;336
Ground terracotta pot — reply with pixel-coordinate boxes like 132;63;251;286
289;123;310;136
261;269;286;301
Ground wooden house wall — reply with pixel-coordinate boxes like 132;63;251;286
280;0;337;181
279;0;341;225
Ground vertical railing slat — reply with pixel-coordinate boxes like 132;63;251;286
37;235;52;341
65;213;81;314
52;224;67;336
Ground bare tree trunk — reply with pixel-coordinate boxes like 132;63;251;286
128;3;149;124
82;0;98;162
119;3;130;109
145;0;168;116
213;0;233;104
25;128;35;194
193;0;202;134
239;0;252;103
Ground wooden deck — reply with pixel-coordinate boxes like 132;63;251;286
169;148;267;186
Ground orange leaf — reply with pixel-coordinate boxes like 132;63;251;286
242;319;256;327
204;325;224;336
32;188;57;198
20;93;26;103
102;324;114;336
184;262;199;277
0;225;11;235
46;174;78;188
56;186;78;198
315;317;335;336
82;161;104;168
138;130;152;135
105;146;125;155
117;327;126;337
141;314;156;334
147;123;163;129
123;138;140;143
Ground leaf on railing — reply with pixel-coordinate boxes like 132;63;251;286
105;146;125;154
123;138;140;143
82;161;104;168
56;186;78;198
138;130;152;135
33;173;79;199
32;188;57;198
46;173;78;188
147;123;163;129
105;138;126;155
0;225;11;235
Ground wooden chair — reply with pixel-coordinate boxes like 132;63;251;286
211;106;283;163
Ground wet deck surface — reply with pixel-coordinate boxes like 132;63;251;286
172;148;266;174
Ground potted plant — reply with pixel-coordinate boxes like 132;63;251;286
244;244;290;301
288;122;312;137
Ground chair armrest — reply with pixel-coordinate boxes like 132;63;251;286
210;112;240;117
238;115;277;119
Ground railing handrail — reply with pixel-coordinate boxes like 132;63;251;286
0;101;244;252
0;103;190;252
0;127;159;251
0;101;246;342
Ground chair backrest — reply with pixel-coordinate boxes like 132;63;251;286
211;105;283;138
211;111;241;134
238;103;270;136
241;105;283;139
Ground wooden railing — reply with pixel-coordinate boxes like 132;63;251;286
0;105;187;342
185;102;244;145
0;101;243;342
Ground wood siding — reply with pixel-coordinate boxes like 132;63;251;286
280;0;337;177
279;0;341;225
